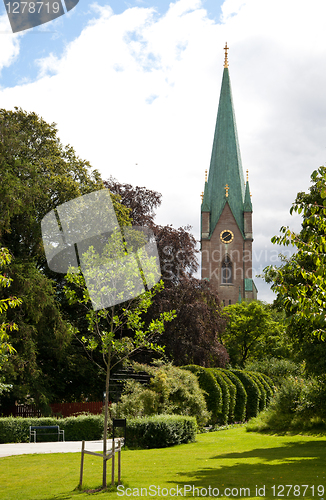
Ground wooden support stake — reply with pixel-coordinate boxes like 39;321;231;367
79;440;85;488
111;438;115;486
118;439;121;485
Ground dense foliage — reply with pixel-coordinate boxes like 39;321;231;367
264;166;326;375
221;301;288;367
146;278;229;367
247;376;326;433
110;363;210;427
0;414;104;443
126;414;197;449
181;365;222;424
0;109;111;409
222;369;247;422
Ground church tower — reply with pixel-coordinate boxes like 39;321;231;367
201;44;257;305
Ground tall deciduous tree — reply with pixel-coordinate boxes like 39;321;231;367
0;108;131;407
264;166;326;374
220;300;287;367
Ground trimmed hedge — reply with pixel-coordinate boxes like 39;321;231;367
222;369;247;423
260;373;275;400
207;369;230;425
217;370;236;423
231;370;260;420
126;415;197;448
249;372;266;411
181;365;222;424
254;372;274;406
0;415;105;444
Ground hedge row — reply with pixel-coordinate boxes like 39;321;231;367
0;414;104;444
0;413;197;446
182;366;275;424
126;415;197;448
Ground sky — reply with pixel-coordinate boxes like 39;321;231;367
1;0;326;302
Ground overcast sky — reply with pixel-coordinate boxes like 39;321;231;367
1;0;326;302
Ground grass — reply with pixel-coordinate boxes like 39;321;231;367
1;426;326;499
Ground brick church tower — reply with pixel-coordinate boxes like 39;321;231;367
201;45;257;305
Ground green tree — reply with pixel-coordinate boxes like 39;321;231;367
0;108;132;407
0;248;22;396
264;166;326;374
221;301;286;367
63;227;176;488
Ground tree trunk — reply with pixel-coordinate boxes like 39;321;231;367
102;354;111;488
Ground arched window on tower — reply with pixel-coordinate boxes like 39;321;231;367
221;255;232;284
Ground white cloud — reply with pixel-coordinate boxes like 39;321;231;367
0;14;21;77
1;0;326;301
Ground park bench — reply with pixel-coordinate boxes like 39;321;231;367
29;425;65;443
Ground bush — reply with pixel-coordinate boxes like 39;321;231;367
181;365;222;424
231;370;260;419
245;358;302;386
249;372;266;411
255;373;275;405
246;376;326;433
222;369;247;422
0;414;105;443
62;414;104;441
217;370;236;423
126;414;197;449
207;368;230;425
111;363;210;427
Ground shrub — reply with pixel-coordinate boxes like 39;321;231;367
254;373;275;405
247;376;326;433
181;365;222;424
231;370;260;419
249;372;266;411
126;415;197;448
217;370;236;423
245;358;302;386
61;414;104;441
222;369;247;422
207;368;230;425
111;363;210;427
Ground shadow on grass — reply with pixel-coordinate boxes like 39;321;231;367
172;441;326;498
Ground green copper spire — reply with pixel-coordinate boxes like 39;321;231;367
244;179;253;212
202;60;246;236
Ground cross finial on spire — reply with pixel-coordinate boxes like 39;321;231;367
246;169;249;182
201;191;204;201
225;184;229;197
205;169;208;182
224;42;229;68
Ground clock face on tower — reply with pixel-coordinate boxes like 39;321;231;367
220;230;234;244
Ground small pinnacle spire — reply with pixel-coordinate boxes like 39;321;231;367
205;169;208;182
224;42;229;68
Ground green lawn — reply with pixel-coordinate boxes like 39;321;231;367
1;426;326;499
